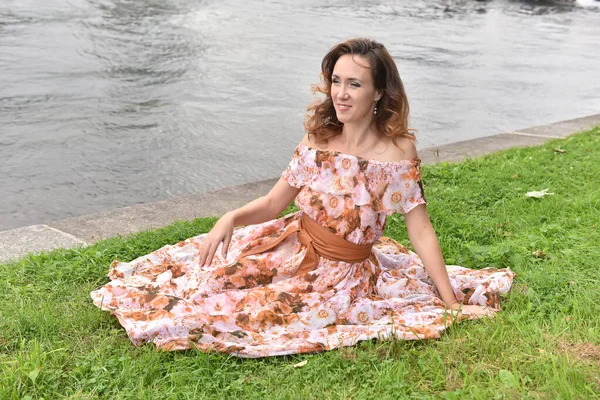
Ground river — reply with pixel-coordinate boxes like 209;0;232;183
1;0;599;231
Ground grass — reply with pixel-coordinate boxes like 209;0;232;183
1;128;599;399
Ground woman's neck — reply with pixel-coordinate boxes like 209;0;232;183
339;119;379;152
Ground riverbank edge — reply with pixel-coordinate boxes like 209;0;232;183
1;113;599;264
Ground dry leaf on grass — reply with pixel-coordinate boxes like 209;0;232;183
293;360;308;368
553;148;567;153
525;188;554;198
532;250;547;259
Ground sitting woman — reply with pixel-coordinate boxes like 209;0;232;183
91;38;515;358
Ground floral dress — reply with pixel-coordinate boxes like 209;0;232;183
90;143;515;358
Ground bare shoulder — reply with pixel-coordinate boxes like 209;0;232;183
300;133;312;147
300;133;329;150
382;136;418;162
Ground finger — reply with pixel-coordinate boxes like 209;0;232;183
199;245;207;268
199;238;214;268
205;242;219;268
222;235;232;258
478;307;495;318
483;304;495;313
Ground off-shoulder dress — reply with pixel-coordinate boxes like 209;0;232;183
90;143;515;358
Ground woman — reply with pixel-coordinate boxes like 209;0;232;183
91;38;514;358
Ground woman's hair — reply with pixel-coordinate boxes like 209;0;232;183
305;38;416;145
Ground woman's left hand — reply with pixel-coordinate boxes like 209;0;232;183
447;303;496;318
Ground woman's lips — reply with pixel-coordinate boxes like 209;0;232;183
337;103;351;111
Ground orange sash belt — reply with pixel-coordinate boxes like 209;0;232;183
240;213;374;277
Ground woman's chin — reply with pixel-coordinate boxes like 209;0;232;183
336;113;351;124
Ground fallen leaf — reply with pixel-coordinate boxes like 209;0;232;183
511;174;519;180
525;188;554;198
293;360;308;368
532;250;547;259
553;148;567;153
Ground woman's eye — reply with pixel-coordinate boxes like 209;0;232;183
351;82;360;88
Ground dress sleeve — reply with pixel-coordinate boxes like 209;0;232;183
381;161;427;215
281;144;305;189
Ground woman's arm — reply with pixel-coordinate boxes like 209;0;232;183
199;178;300;268
404;204;494;317
228;177;301;226
404;204;458;307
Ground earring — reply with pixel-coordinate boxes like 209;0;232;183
373;104;378;115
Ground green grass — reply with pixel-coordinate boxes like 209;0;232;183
1;128;599;399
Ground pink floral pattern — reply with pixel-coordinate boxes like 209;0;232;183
90;142;515;358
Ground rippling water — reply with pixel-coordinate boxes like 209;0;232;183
1;0;599;231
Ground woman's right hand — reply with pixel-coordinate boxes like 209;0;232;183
198;211;235;268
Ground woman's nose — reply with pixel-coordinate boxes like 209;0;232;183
337;86;349;99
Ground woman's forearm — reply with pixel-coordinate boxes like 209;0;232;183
227;178;300;227
408;223;459;307
228;196;278;226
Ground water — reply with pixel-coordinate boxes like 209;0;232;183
1;0;599;231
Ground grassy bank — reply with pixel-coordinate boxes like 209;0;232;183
1;128;599;399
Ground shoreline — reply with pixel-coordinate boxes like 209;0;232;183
1;113;599;264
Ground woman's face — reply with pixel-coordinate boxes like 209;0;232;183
330;54;382;125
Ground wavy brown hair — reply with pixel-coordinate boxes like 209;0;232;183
305;38;416;146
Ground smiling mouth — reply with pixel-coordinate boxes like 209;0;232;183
337;103;351;111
